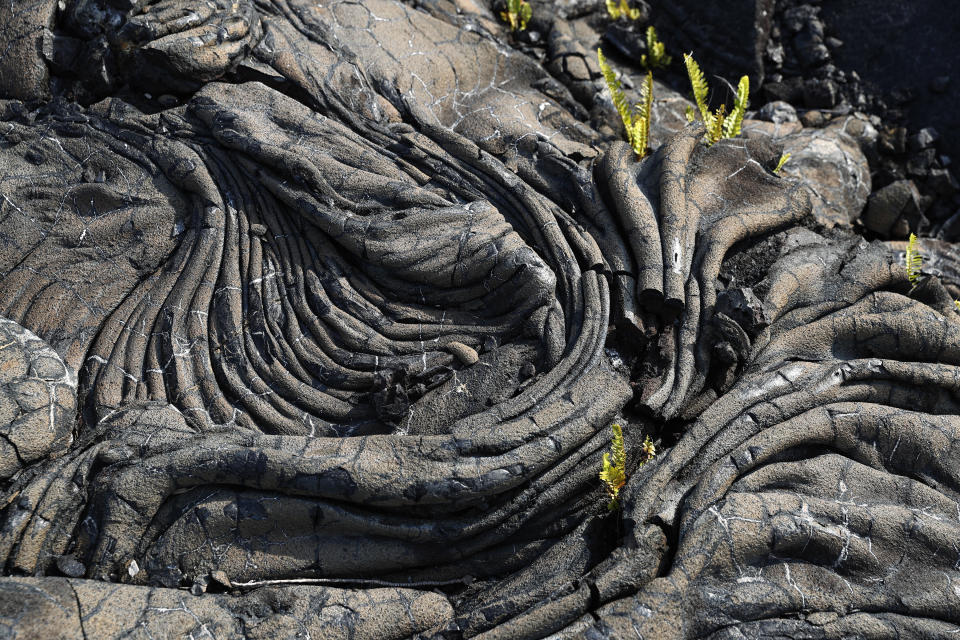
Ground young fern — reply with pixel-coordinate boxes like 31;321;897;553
685;54;711;125
683;53;749;145
599;424;656;511
500;0;532;32
641;26;672;70
598;48;653;159
598;48;631;135
773;152;791;175
905;232;923;288
599;424;627;510
707;104;726;145
723;75;749;139
605;0;642;20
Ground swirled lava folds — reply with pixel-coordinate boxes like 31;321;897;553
0;1;959;639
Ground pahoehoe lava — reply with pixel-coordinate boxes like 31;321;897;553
1;1;959;638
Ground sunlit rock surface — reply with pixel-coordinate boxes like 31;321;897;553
1;1;958;638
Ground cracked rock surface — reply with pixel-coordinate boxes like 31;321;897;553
0;1;958;638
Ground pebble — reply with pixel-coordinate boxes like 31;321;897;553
800;110;826;128
210;570;233;589
446;341;479;366
56;555;86;578
861;179;921;238
758;101;798;124
909;127;939;152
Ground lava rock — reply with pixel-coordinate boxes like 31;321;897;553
800;109;826;128
648;0;774;88
909;127;940;152
803;77;839;108
862;179;923;238
762;77;804;104
55;556;86;578
819;0;960;163
794;30;830;68
907;148;937;177
758;100;798;124
447;341;480;366
715;287;770;337
927;168;960;197
774;116;873;227
879;127;908;156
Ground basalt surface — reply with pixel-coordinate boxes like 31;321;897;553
1;1;959;639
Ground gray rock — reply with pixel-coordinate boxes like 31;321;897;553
0;319;77;481
909;126;940;151
55;556;85;578
803;77;839;108
862;179;922;238
0;2;958;639
758;100;798;124
771;116;872;227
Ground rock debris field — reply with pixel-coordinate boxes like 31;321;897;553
1;1;959;638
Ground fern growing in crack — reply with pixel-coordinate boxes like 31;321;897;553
906;232;923;290
599;424;656;511
605;0;642;20
641;26;671;70
773;152;791;175
599;423;627;510
683;53;749;146
598;48;653;160
500;0;532;32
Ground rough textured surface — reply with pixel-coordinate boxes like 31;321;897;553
0;319;77;481
648;0;775;90
820;0;960;160
0;1;958;638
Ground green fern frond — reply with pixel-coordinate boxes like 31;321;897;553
598;49;632;135
684;54;752;146
641;26;672;69
598;49;652;160
500;0;531;31
629;71;653;158
599;426;657;511
905;232;923;287
722;75;749;139
773;152;791;174
684;53;711;125
706;104;726;144
599;423;627;510
606;0;641;20
684;105;696;122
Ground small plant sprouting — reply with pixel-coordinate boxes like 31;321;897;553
683;53;749;146
641;26;671;70
599;424;627;510
905;232;923;289
773;152;791;175
500;0;532;32
605;0;642;20
599;424;656;511
598;48;653;160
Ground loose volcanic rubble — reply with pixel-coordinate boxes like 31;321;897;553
0;1;959;638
